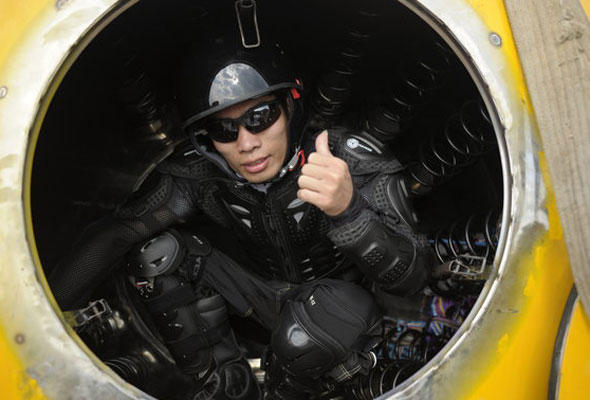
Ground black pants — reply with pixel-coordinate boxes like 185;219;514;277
199;246;371;333
200;247;297;331
198;247;383;392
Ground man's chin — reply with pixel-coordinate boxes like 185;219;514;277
243;173;273;184
241;167;280;184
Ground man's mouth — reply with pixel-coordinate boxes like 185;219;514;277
243;157;269;173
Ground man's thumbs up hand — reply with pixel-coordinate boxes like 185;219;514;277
297;130;354;217
314;129;332;155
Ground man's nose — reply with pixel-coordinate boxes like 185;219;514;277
236;125;261;152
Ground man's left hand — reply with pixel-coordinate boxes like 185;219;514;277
297;130;354;217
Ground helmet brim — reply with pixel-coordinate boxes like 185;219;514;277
182;81;302;132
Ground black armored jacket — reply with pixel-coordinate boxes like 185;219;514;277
50;129;433;309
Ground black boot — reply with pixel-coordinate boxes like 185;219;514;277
190;294;260;400
150;290;260;400
262;350;320;400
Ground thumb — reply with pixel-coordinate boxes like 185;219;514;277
315;130;331;155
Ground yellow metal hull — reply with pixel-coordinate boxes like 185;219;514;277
0;1;588;399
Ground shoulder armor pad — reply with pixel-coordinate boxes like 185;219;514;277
329;128;403;176
158;142;222;180
116;173;174;219
367;173;419;229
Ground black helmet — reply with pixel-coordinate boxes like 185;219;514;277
176;35;306;182
178;35;303;132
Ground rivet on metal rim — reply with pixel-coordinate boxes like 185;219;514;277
489;32;502;47
14;333;25;344
0;86;7;99
56;0;73;10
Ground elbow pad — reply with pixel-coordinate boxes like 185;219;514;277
328;210;429;295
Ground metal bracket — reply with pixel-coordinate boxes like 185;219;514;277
235;0;261;49
67;299;112;331
448;254;489;278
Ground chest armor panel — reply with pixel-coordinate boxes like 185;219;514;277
201;176;347;283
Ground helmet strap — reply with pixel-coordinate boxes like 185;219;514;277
189;129;245;180
278;146;302;178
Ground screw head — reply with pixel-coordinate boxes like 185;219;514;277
0;86;7;98
489;32;502;47
14;333;25;344
56;0;72;10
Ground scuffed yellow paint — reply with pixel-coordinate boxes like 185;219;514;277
581;0;590;21
523;274;536;297
464;136;571;399
455;5;575;397
1;3;58;400
0;1;48;75
0;327;46;400
497;334;509;355
466;0;533;113
469;232;572;399
464;145;573;400
460;5;574;398
559;300;590;400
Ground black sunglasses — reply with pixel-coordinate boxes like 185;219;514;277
201;99;282;143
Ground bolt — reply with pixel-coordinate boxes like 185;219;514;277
0;86;7;98
14;333;25;344
489;32;502;47
56;0;72;10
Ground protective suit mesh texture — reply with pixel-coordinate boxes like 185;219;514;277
363;247;385;266
371;175;391;211
328;211;373;248
164;181;196;219
390;220;430;252
379;261;410;283
144;183;168;209
333;145;402;175
162;156;219;179
50;220;147;309
283;207;325;245
199;187;228;227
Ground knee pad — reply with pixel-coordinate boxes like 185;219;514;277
127;229;211;283
127;230;238;373
270;279;382;379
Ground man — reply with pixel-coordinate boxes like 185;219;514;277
49;36;433;400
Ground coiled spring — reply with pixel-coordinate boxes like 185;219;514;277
341;360;422;400
118;71;173;142
433;210;500;266
430;210;501;296
364;40;455;143
341;327;447;399
408;99;495;196
105;354;154;387
310;7;378;127
383;328;431;363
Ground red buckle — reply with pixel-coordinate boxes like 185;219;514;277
298;149;306;167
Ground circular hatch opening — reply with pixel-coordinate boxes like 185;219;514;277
30;0;507;398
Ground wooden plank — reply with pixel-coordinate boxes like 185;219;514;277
504;0;590;314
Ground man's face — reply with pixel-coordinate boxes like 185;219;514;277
211;95;289;183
